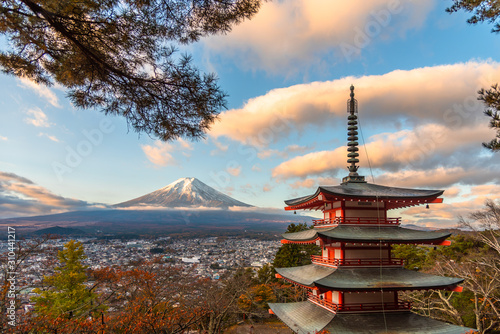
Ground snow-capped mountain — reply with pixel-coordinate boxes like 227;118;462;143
114;177;252;208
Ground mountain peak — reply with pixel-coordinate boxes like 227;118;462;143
114;178;252;209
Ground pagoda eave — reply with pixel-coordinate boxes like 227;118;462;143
315;267;464;292
284;183;444;211
269;301;476;334
285;196;443;211
281;225;452;245
276;264;464;292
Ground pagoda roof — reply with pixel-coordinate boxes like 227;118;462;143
268;301;335;334
285;182;444;210
276;265;463;291
269;301;475;333
275;264;336;287
282;225;451;244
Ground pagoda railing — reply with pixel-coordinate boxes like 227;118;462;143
311;255;404;267
313;217;400;226
308;294;339;312
308;294;411;313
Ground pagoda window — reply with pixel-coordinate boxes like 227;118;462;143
344;209;386;219
344;246;390;260
331;291;340;304
334;248;342;259
344;291;395;304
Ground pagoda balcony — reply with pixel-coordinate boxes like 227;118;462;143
311;255;404;267
312;217;401;227
308;294;411;313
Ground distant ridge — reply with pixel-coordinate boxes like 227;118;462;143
114;177;252;209
33;226;87;236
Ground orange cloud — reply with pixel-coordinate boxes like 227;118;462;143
272;123;495;180
399;195;499;229
210;61;500;145
141;139;194;167
462;184;500;198
227;166;242;177
141;141;176;166
204;0;434;73
0;171;97;218
289;177;339;189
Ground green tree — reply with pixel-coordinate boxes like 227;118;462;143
33;240;101;319
0;0;262;141
256;263;277;284
447;1;500;151
273;223;320;268
391;244;428;270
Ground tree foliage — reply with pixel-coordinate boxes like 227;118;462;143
32;240;101;319
0;0;262;141
478;84;500;151
273;223;321;268
397;226;500;333
447;1;500;33
447;1;500;151
238;284;276;314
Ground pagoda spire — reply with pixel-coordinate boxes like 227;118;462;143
343;85;365;183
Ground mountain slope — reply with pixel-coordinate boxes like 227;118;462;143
114;177;252;208
0;209;313;236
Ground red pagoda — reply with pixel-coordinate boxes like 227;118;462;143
268;86;475;333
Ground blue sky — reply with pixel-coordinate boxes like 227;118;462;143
1;0;499;227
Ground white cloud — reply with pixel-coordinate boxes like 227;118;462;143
24;107;53;127
18;77;61;108
38;132;60;142
210;61;499;146
204;0;434;74
0;135;7;141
